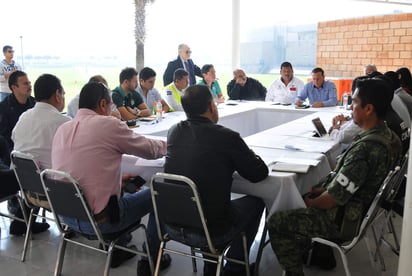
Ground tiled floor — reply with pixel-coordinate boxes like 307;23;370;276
0;202;401;276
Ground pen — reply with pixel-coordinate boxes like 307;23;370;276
284;145;301;151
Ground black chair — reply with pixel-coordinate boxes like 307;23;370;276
150;172;251;276
40;169;154;276
305;166;401;276
373;151;408;270
10;150;51;262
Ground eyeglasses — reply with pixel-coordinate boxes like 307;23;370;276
186;50;192;54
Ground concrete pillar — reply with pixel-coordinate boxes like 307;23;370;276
232;0;240;70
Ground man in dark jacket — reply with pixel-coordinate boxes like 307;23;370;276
165;85;268;276
227;69;267;101
0;70;35;156
163;44;201;86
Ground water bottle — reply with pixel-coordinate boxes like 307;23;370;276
342;93;349;109
153;101;157;115
156;101;162;122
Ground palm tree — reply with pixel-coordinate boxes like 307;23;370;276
134;0;155;72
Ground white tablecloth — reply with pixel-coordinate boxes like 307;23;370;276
124;102;348;216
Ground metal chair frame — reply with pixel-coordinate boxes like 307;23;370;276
373;152;408;270
40;169;154;276
308;166;401;276
150;172;250;276
10;150;52;262
0;193;27;226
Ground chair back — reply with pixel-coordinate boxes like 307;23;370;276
343;165;400;250
40;169;104;241
150;172;216;252
10;150;44;196
384;151;408;205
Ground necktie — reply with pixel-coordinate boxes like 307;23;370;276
184;61;192;85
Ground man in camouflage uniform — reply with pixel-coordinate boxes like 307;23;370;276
268;77;402;276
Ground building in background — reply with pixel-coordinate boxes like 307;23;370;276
241;24;317;74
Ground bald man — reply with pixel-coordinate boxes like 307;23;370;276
226;69;267;101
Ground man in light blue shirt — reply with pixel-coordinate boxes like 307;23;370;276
296;67;338;107
136;67;170;114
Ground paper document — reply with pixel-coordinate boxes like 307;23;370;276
268;157;320;166
271;162;310;173
135;157;165;167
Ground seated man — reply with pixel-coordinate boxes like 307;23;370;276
112;67;151;120
265;62;305;104
0;70;35;158
136;67;170;114
268;78;402;276
227;69;267;101
163;68;189;111
296;67;338;107
10;73;70;235
329;75;410;155
164;85;268;276
67;75;120;119
51;82;170;273
0;135;48;235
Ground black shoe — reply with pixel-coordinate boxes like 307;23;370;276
223;263;255;276
9;221;50;236
204;262;218;276
303;242;336;270
110;245;137;268
137;253;171;276
32;222;50;234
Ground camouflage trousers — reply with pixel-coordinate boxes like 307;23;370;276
267;207;339;275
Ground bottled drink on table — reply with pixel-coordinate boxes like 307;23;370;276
342;93;349;110
156;101;162;122
153;101;157;115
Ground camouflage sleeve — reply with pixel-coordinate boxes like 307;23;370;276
325;142;387;205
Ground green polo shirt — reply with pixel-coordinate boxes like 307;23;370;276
112;86;144;109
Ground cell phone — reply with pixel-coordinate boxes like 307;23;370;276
295;104;310;109
126;119;137;126
124;176;146;193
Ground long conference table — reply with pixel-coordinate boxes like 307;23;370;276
122;101;352;218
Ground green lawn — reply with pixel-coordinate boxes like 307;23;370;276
24;67;307;112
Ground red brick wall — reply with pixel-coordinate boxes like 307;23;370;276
317;13;412;78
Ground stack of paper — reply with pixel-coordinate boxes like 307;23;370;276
271;162;310;173
268;157;320;173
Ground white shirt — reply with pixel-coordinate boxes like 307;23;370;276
67;94;80;118
265;77;305;104
12;102;71;169
330;119;361;144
